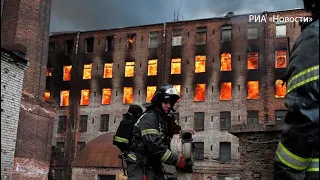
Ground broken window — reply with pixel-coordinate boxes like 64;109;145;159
247;81;259;99
79;115;88;132
147;59;157;76
275;110;287;123
171;58;181;74
193;142;204;160
146;86;157;103
56;142;65;159
102;88;112;105
217;175;229;180
247;110;259;124
172;30;182;46
77;142;86;152
105;35;115;52
83;64;92;79
123;87;133;104
194;112;204;131
44;91;50;101
46;68;53;76
149;32;159;49
196;27;207;45
58;116;67;133
275;79;286;98
49;42;55;53
85;37;94;53
127;34;136;50
125;62;135;77
194;84;206;101
100;114;109;131
220;82;232;101
275;50;287;68
103;63;113;78
80;89;90;106
220;53;232;71
219;142;231;162
195;55;206;73
247;23;258;39
221;25;232;41
247;52;258;69
220;111;231;130
60;90;70;106
276;22;286;37
63;65;72;81
65;40;74;55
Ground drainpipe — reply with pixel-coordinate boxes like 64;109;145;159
160;22;167;85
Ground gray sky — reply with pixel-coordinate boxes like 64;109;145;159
50;0;304;33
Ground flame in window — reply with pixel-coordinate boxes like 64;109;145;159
195;55;206;73
125;62;134;77
275;80;286;98
128;37;134;44
123;87;133;104
46;68;53;76
220;82;232;100
275;50;287;68
146;86;157;103
44;91;50;101
83;64;92;79
148;59;157;76
247;81;259;99
171;58;181;74
173;85;181;102
102;88;112;104
60;90;70;106
220;53;232;71
103;63;113;78
63;65;72;81
194;84;206;101
247;52;258;69
80;90;90;105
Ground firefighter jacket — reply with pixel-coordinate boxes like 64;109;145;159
127;107;178;172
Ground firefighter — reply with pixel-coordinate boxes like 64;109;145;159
273;0;319;179
126;85;193;180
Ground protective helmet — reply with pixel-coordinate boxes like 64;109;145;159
128;104;143;118
151;84;180;107
303;0;318;12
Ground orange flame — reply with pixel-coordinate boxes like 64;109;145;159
83;64;92;79
123;87;133;104
128;37;134;44
194;84;206;101
60;90;70;106
148;59;157;76
221;53;232;71
63;65;72;81
247;52;258;69
173;85;181;102
247;81;259;99
275;50;287;68
146;86;157;102
171;58;181;74
125;62;134;77
80;89;90;105
220;82;232;100
44;91;50;101
103;63;113;78
195;55;206;73
102;88;112;104
275;80;286;98
46;68;53;76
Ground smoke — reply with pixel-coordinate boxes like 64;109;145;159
50;0;304;32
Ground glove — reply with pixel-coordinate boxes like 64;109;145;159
176;157;193;173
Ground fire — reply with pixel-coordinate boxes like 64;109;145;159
80;89;90;105
220;53;232;71
83;64;92;79
275;50;287;68
46;68;53;76
63;65;72;81
125;62;134;77
247;81;259;99
194;84;206;101
44;91;50;101
60;90;70;106
102;88;112;104
128;37;134;44
103;63;113;78
220;82;232;100
173;85;181;102
275;80;286;98
195;55;206;73
171;58;181;74
146;86;157;102
247;52;258;69
123;87;133;104
148;59;157;76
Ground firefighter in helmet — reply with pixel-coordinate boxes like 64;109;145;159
273;0;319;179
126;85;193;180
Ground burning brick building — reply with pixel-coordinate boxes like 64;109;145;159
47;9;309;180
